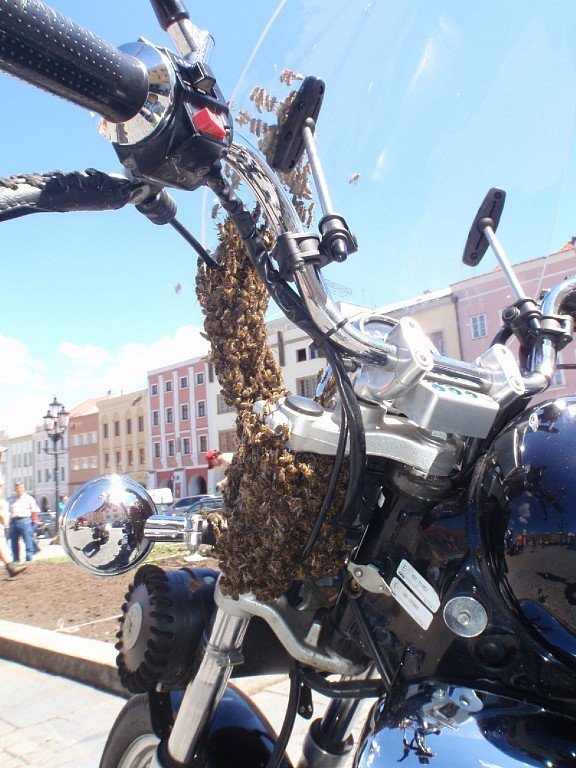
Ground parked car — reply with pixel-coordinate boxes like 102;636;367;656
144;511;188;542
169;494;213;511
181;497;223;516
182;497;224;553
144;496;223;546
36;510;57;538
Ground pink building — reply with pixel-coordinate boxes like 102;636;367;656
68;400;100;498
451;239;576;401
147;357;210;499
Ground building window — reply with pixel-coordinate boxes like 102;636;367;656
165;380;172;392
115;451;121;468
196;372;204;385
296;348;307;362
430;331;446;355
105;453;110;469
216;394;235;414
218;429;238;453
166;407;173;424
37;470;41;483
181;404;189;420
180;376;188;389
139;447;145;465
296;376;318;399
103;423;109;438
36;441;41;454
154;442;160;459
114;421;120;437
470;313;488;339
197;401;206;418
45;468;50;482
151;383;158;395
309;345;323;359
168;440;175;457
128;449;134;466
126;418;132;435
152;411;159;427
90;456;98;469
198;435;208;453
183;437;191;455
61;467;66;482
138;415;144;432
81;457;89;470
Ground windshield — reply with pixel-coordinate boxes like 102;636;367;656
0;1;575;435
212;0;576;398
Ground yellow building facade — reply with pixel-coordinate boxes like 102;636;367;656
98;390;148;488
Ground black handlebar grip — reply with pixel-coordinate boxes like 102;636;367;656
0;0;149;123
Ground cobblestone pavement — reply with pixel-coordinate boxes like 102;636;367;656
0;658;123;767
0;657;372;767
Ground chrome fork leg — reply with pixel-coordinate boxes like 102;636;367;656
157;607;250;766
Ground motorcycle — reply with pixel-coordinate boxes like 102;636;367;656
1;1;575;766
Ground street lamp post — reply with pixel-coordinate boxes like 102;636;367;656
43;396;69;531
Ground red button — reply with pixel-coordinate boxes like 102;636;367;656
192;107;227;140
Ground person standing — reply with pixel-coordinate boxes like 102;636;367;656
0;482;25;576
9;481;39;563
205;450;233;492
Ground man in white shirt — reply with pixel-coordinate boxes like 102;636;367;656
9;481;39;563
0;481;25;576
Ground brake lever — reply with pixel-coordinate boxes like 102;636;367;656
0;169;137;223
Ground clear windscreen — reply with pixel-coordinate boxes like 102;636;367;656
220;0;576;386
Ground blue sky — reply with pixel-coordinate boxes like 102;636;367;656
1;0;575;435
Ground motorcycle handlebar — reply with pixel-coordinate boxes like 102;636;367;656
0;0;149;123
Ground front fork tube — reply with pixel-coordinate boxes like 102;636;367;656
298;697;362;768
154;608;250;766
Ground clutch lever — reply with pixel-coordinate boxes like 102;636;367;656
0;168;219;268
0;169;137;223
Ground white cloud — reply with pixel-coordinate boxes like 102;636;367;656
409;37;437;93
0;324;210;437
0;335;45;385
372;150;388;182
58;342;113;368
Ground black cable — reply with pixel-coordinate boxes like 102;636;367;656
324;345;366;535
300;391;348;561
348;595;392;688
169;217;220;269
265;666;302;768
205;163;366;540
300;668;384;699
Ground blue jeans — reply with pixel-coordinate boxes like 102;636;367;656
10;517;35;562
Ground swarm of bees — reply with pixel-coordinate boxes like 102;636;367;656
195;75;349;600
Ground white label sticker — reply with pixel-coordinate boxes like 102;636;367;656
390;577;433;630
397;559;440;613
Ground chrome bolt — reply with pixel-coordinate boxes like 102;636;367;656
443;596;488;638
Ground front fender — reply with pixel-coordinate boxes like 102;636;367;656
170;684;293;768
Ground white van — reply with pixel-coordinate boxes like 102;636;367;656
148;488;174;506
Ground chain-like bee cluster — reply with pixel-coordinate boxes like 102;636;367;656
196;218;347;602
